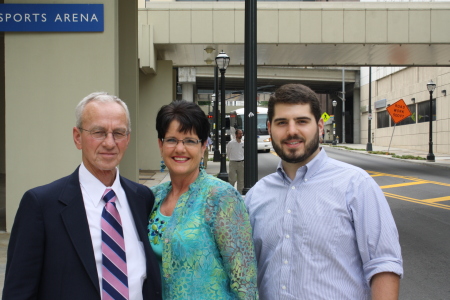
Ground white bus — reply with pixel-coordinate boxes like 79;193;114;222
229;107;272;152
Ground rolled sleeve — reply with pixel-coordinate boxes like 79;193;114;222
350;176;404;285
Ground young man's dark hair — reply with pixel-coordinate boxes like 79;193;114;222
268;83;322;124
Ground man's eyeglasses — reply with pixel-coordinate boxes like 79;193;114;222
162;138;202;148
79;128;129;141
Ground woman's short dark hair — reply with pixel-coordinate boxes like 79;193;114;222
156;100;210;143
268;84;322;123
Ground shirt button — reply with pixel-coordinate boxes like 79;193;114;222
286;234;290;239
287;209;291;213
284;260;288;264
165;239;169;243
282;285;287;290
304;178;308;182
291;186;295;190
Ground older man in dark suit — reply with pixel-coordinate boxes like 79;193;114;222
2;92;161;300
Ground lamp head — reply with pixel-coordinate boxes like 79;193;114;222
332;100;337;107
215;50;230;72
427;80;436;93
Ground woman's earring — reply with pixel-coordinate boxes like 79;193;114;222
200;160;204;170
160;160;166;172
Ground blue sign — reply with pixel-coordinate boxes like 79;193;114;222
0;4;103;32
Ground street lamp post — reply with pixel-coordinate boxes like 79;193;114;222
332;100;337;145
212;93;221;161
427;79;436;162
341;68;346;144
216;51;230;181
213;66;221;162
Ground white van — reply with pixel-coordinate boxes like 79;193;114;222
229;107;272;152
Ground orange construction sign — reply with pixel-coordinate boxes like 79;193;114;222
386;99;412;124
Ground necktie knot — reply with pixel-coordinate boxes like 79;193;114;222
102;188;116;204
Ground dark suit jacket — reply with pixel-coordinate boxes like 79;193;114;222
2;167;162;300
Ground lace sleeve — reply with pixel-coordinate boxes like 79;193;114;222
209;187;259;299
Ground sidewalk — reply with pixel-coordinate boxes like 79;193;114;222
1;146;450;291
323;143;450;168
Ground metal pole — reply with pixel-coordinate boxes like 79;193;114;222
217;69;229;181
213;65;220;161
242;0;257;195
342;68;346;144
427;90;435;162
366;67;373;151
332;104;336;145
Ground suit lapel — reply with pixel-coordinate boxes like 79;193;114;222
121;177;146;241
60;167;100;294
121;176;162;296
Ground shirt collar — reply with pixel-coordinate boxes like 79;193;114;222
276;147;327;184
188;168;207;192
79;162;122;208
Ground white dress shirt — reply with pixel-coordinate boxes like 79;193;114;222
226;139;244;161
79;163;147;300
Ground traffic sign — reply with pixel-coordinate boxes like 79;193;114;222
321;112;330;123
386;99;412;124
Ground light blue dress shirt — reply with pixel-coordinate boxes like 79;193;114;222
245;148;403;300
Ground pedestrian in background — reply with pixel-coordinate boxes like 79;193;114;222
227;129;244;194
203;134;213;169
245;84;403;300
149;100;258;299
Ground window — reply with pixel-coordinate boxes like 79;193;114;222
417;99;436;123
396;104;416;126
377;110;390;129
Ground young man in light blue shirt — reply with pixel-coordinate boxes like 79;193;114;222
245;83;403;300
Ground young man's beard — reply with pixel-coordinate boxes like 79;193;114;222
271;128;320;164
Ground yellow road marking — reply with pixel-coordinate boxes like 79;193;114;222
367;170;450;187
365;170;450;210
367;171;424;182
421;196;450;203
384;192;450;211
380;181;428;189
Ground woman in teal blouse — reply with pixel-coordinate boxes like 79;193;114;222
148;100;258;299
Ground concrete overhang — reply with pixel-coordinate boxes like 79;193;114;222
139;2;450;92
140;2;450;66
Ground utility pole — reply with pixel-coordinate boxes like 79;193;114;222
242;0;257;194
366;67;373;151
341;68;346;144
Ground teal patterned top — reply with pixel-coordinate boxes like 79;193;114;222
149;206;170;262
148;169;258;300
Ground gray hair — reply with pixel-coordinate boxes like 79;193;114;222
75;92;131;131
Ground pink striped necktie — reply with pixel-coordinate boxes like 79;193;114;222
101;188;129;300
